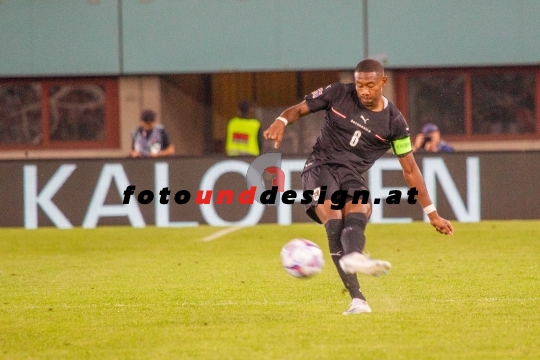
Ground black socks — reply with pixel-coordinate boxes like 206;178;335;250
341;212;368;255
325;218;364;300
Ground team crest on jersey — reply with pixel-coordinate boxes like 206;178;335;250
313;187;321;201
311;88;323;98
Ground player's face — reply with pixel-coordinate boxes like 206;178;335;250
354;71;387;109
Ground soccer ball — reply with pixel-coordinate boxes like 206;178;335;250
280;238;325;278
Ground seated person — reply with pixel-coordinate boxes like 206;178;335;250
413;123;454;153
130;110;175;158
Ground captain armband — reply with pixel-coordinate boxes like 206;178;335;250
391;136;413;157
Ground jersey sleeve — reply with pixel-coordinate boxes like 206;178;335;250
304;82;344;113
390;113;412;157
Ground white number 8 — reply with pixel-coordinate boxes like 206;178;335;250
349;130;362;146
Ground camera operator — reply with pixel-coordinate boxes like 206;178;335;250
413;123;454;153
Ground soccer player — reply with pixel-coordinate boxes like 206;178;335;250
263;59;453;315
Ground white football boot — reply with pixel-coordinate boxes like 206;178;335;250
343;298;371;315
339;252;391;276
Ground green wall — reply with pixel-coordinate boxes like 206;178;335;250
121;0;364;73
369;0;540;67
0;0;120;76
0;0;538;76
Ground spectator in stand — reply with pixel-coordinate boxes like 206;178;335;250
130;109;175;158
413;123;454;153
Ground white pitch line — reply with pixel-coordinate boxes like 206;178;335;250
201;226;245;242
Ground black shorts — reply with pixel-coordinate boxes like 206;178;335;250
301;164;370;224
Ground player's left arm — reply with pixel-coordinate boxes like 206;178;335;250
398;152;454;235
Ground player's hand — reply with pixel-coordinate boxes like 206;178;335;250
263;120;286;149
429;215;454;236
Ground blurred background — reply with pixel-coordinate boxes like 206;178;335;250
1;0;539;160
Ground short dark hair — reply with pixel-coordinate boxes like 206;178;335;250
355;59;384;75
141;109;156;123
238;100;251;118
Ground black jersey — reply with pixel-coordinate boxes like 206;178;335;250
303;82;411;175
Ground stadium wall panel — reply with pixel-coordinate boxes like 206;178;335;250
369;0;540;67
1;1;539;76
120;0;364;74
0;0;120;76
0;152;538;228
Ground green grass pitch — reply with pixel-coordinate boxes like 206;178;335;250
1;221;539;359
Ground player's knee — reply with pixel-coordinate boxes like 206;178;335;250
345;201;371;217
365;204;372;219
316;204;341;225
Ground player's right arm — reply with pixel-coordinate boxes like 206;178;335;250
263;101;310;149
264;83;342;149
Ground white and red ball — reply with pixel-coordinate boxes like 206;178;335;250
280;238;325;278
